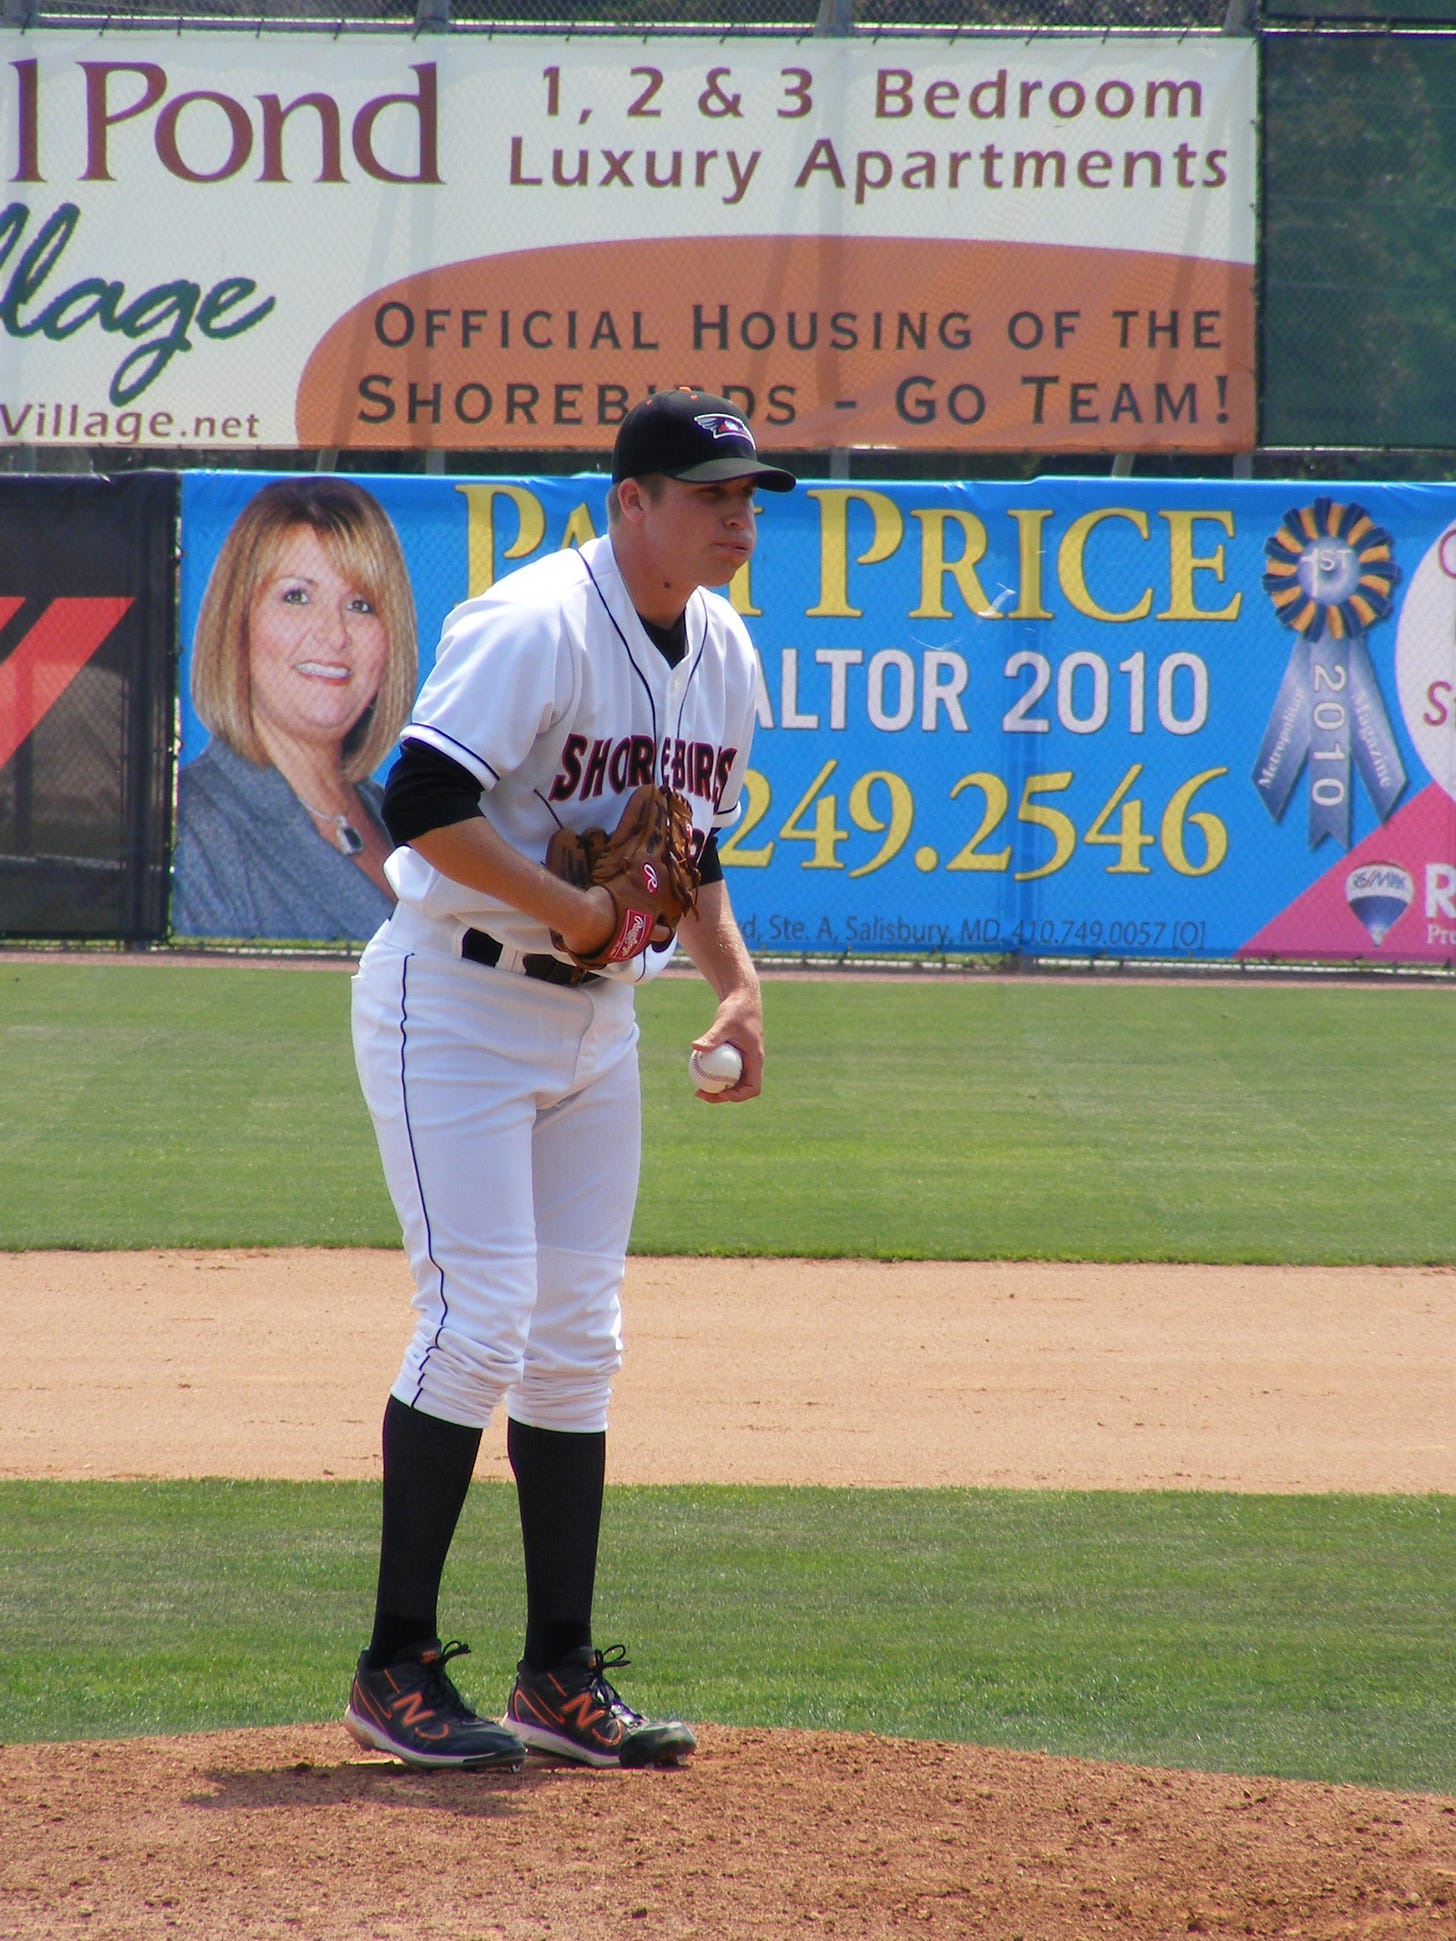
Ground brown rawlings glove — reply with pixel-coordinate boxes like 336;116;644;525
545;784;700;970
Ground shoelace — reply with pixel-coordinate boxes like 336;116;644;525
419;1639;476;1718
582;1644;640;1722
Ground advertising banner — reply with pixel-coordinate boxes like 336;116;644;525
1;32;1255;455
177;471;1456;964
0;470;176;939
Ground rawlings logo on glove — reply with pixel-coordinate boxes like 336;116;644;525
545;783;700;970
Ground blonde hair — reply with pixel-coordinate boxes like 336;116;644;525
190;478;418;782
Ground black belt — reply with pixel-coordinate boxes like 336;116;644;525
460;927;599;987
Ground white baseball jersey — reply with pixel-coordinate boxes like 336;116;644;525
386;532;760;981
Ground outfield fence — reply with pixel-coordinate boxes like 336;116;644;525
6;467;1456;969
2;2;1455;961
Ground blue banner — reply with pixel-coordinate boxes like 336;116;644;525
177;472;1456;963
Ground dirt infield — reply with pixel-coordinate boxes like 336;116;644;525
4;1250;1455;1938
7;1251;1456;1491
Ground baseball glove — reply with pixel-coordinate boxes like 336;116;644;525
545;783;700;970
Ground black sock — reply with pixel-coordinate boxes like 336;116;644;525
507;1417;606;1673
366;1394;483;1669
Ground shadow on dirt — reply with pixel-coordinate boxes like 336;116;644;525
184;1754;568;1817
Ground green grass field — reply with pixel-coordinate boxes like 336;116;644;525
2;958;1453;1261
2;1480;1451;1795
1;957;1453;1786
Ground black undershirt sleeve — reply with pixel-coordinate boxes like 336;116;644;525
698;829;723;886
380;731;725;884
381;739;485;845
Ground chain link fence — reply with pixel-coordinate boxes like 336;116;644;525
0;475;175;941
19;2;1234;28
3;3;1455;953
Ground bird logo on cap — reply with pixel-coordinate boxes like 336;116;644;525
694;412;754;445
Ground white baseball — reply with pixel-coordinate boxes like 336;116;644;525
689;1042;743;1094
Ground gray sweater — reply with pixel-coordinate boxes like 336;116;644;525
172;738;394;943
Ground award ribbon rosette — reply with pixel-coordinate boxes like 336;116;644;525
1255;499;1406;848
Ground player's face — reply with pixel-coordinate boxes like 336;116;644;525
651;476;759;590
245;525;390;753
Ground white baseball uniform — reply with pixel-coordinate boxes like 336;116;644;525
352;531;760;1433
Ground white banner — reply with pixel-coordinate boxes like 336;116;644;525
0;31;1256;452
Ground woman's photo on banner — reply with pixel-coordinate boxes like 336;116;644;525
172;478;418;942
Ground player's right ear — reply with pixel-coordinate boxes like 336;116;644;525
614;478;648;523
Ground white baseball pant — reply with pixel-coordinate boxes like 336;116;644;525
352;906;641;1434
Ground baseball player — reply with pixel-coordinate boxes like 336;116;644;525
344;390;795;1771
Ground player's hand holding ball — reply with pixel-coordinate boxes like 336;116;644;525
689;1041;743;1098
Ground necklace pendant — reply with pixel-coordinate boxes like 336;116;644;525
297;787;366;857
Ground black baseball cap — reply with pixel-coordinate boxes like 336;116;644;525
612;389;796;492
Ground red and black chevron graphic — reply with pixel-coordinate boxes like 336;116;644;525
0;595;136;770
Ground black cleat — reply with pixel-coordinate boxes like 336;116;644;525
345;1638;525;1771
506;1644;697;1768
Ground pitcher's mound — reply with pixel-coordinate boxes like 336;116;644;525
3;1722;1454;1938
